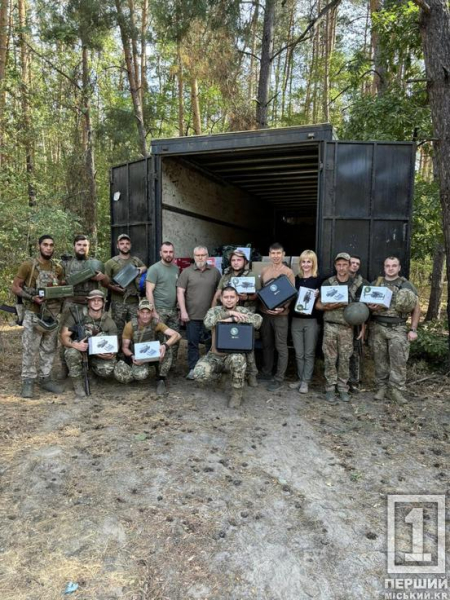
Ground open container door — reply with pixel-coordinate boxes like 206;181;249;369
110;156;157;266
319;141;416;281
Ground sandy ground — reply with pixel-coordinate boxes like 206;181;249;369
0;324;449;600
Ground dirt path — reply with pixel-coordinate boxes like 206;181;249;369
0;326;448;600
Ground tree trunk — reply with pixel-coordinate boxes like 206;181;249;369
370;0;388;95
177;37;184;136
127;0;141;102
18;0;36;207
426;243;445;321
115;0;147;156
416;0;450;361
256;0;276;128
190;76;201;135
81;45;97;245
140;0;148;109
248;0;259;101
0;0;9;166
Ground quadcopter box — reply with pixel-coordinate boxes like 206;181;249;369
134;341;161;362
320;285;349;304
88;335;118;355
216;322;254;353
294;286;316;315
229;276;256;294
258;275;297;310
360;286;392;308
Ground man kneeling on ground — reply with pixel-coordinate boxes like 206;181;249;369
60;290;118;397
194;286;262;408
114;299;181;395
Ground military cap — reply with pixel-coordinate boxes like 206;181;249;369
117;233;131;242
87;289;105;300
138;299;153;311
230;249;249;262
334;252;351;262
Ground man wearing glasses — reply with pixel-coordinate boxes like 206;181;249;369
177;246;221;379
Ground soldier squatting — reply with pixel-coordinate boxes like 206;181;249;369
12;235;420;407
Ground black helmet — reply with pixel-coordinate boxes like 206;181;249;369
343;302;369;326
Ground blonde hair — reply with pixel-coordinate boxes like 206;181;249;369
298;250;318;277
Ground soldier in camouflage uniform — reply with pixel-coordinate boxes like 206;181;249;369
12;235;65;398
368;256;420;404
114;299;181;395
60;290;118;397
59;235;109;377
194;286;263;408
211;249;259;387
145;241;180;368
316;253;365;404
105;234;147;338
348;255;369;392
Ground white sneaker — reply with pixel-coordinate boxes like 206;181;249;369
186;369;195;380
289;381;300;390
299;382;308;394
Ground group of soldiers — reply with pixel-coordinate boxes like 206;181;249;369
11;234;420;408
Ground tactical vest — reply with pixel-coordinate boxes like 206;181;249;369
323;275;361;326
66;258;99;297
131;316;158;344
373;276;408;320
78;307;111;338
23;258;62;312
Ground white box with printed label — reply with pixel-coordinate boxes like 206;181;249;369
134;341;160;362
294;287;316;315
360;286;392;308
320;285;349;304
228;276;256;294
88;335;118;355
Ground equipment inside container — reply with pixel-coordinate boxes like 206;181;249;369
160;142;320;258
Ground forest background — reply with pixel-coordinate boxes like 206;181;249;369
0;0;448;363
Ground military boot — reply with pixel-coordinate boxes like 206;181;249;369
374;388;386;401
21;378;35;399
390;388;407;405
56;361;69;380
71;377;87;398
39;377;64;394
247;374;258;388
228;388;243;408
156;380;166;396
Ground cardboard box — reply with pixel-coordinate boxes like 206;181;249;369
291;258;300;276
207;257;223;273
360;285;392;308
321;285;349;304
88;335;118;355
134;341;160;362
228;276;256;293
294;287;316;315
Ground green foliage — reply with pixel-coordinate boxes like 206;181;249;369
410;320;449;369
412;177;442;260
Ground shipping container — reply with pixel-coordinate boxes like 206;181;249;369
110;124;415;280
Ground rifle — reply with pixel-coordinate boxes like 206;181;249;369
68;306;91;396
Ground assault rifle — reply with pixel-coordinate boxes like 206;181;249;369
68;306;90;396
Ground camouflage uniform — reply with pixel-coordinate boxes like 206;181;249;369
193;306;262;389
216;268;259;378
64;309;117;379
114;316;172;383
370;277;418;393
322;276;363;392
104;255;145;337
155;307;180;364
18;258;64;380
349;274;369;385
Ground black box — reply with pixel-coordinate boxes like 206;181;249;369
216;322;254;353
257;275;297;310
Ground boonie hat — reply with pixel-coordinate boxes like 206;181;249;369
334;252;351;262
138;299;153;311
230;249;248;261
117;233;131;242
87;289;105;300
